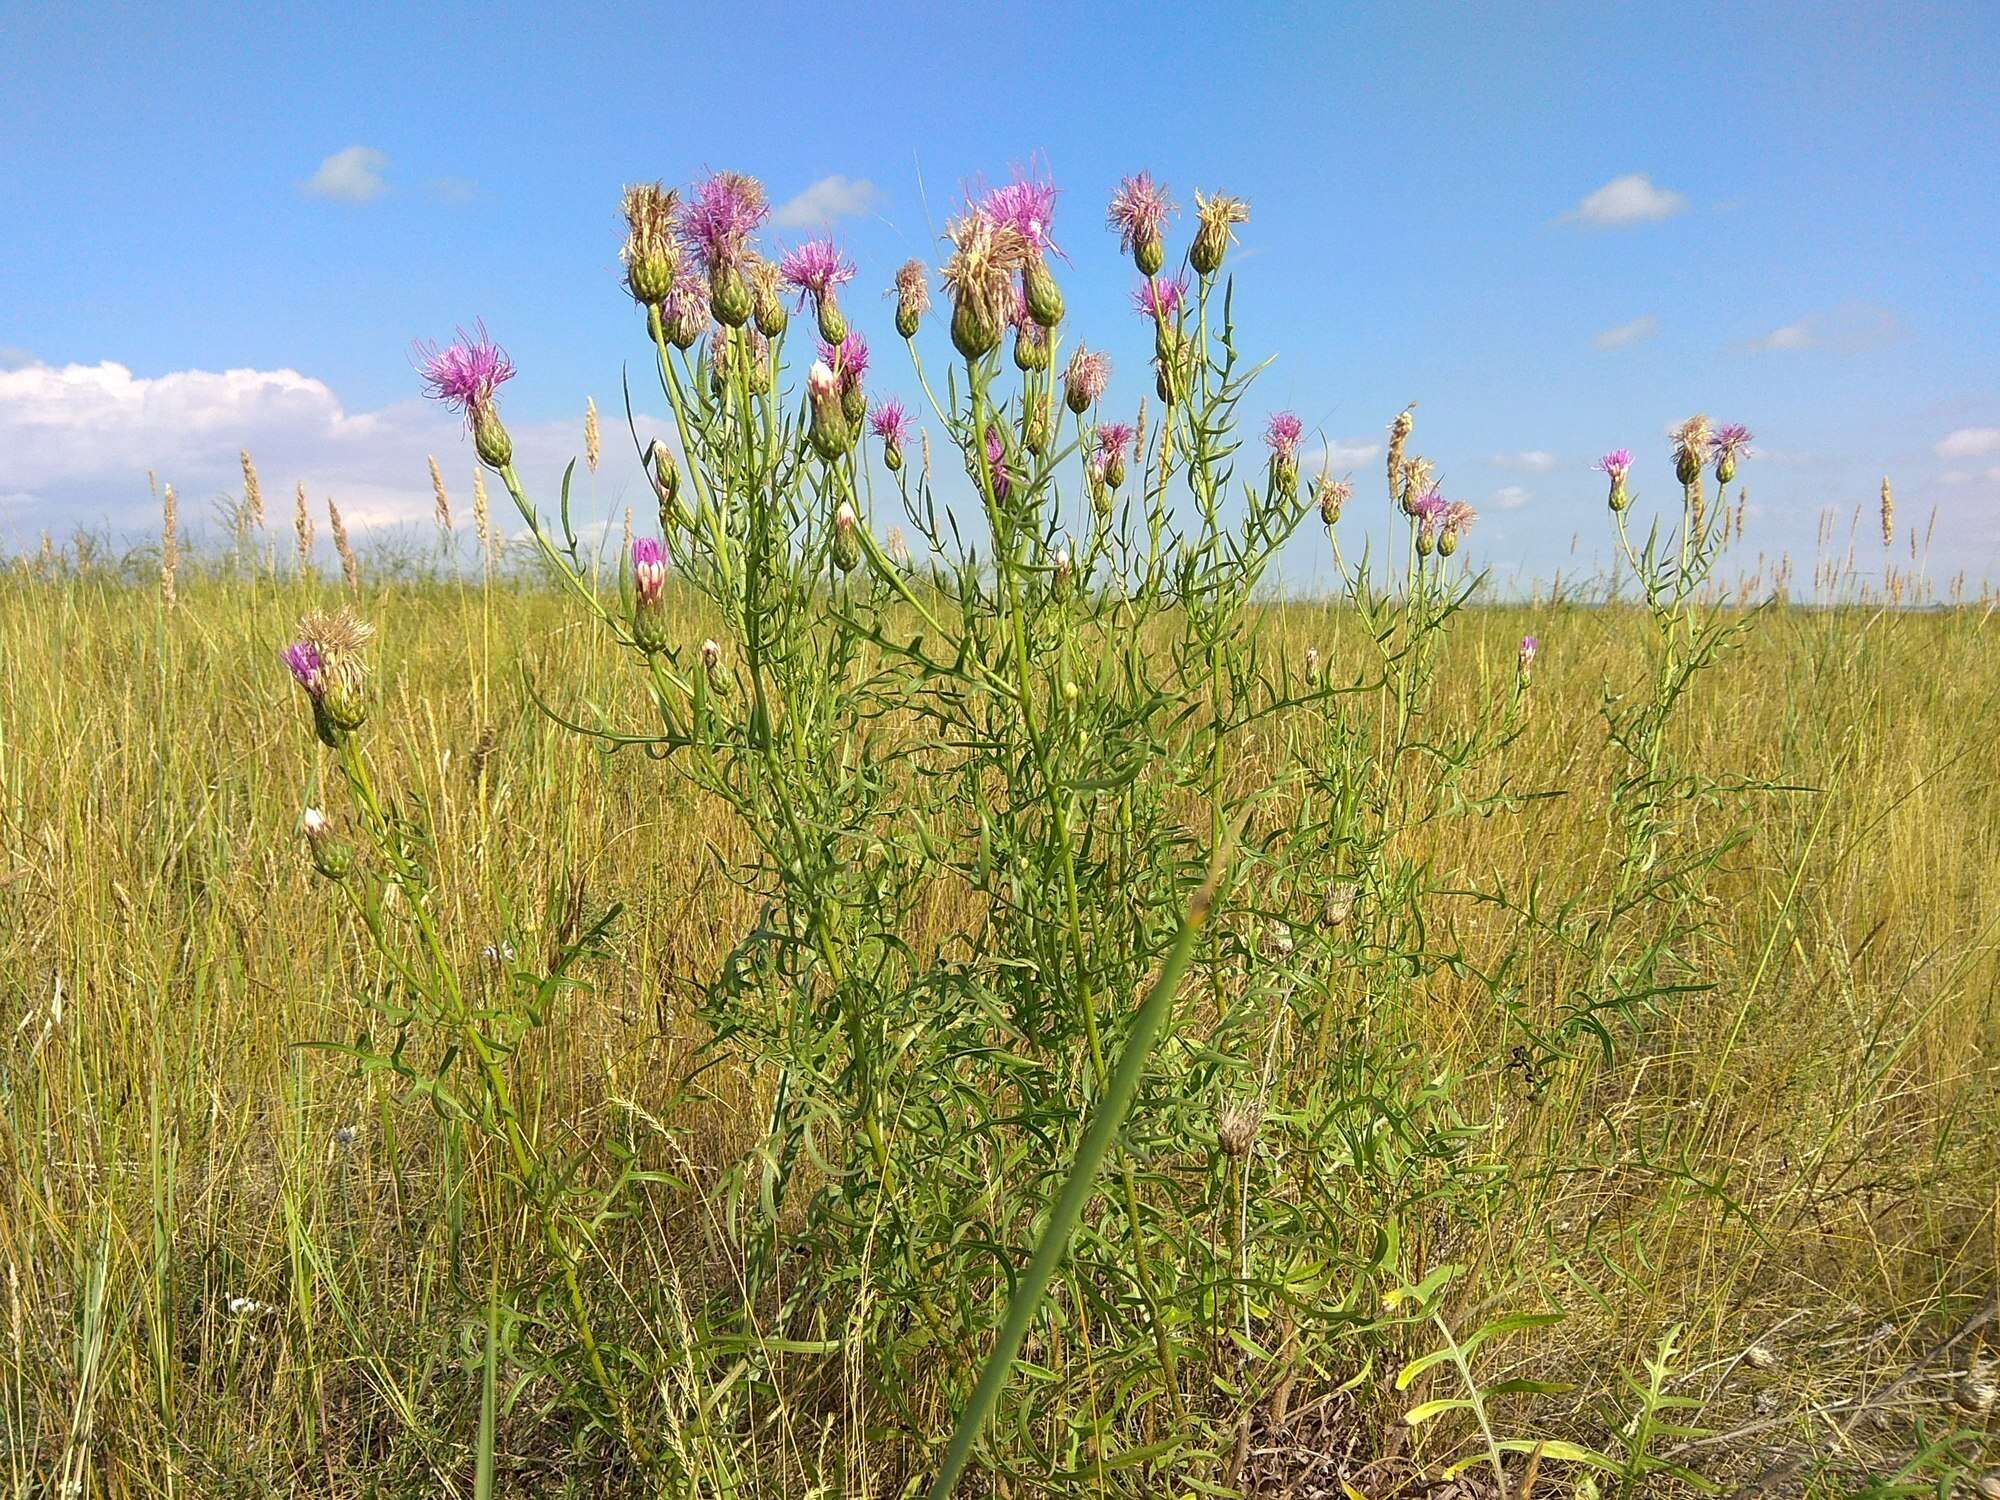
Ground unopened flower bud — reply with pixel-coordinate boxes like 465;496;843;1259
630;538;669;653
473;407;513;470
1438;526;1460;557
951;291;1004;361
701;637;721;670
709;259;752;328
816;292;847;346
806;361;851;461
1052;545;1073;597
1517;634;1539;683
832;501;862;573
1134;229;1165;277
301;806;353;880
1023;254;1064;327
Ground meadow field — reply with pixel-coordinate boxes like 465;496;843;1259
2;543;1995;1497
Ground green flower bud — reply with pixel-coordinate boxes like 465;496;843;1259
301;808;353;881
816;294;847;346
895;302;921;340
1023;255;1064;327
841;381;866;429
473;407;513;470
832;502;862;573
884;440;903;473
710;261;752;328
1134;230;1165;277
951;291;1003;360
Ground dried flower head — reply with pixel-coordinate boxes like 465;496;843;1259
1315;472;1353;526
284;606;375;745
585;397;601;473
1216;1101;1263;1159
1064;345;1111;413
1107;171;1175;273
240;449;264;528
1190;189;1249;275
619;182;682;304
941;210;1031;358
1671;414;1712;485
892;257;932;337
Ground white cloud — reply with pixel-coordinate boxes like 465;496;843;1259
1936;427;2000;460
305;146;389;203
1492;485;1532;511
1938;466;2000;486
0;356;664;541
1744;303;1903;354
772;174;884;228
0;346;36;371
1563;174;1688;227
1491;450;1557;473
1593;314;1658;351
427;176;481;206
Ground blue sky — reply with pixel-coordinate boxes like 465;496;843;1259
3;0;1997;588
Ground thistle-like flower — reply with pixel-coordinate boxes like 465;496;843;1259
1097;422;1135;490
780;238;857;344
300;805;352;880
1108;171;1175;275
1399;455;1436;516
1595;448;1633;512
1133;273;1190;323
978;423;1014;503
1412;489;1449;556
1266;411;1304;496
283;607;375;748
1216;1101;1263;1159
941;211;1030;359
417;325;517;469
1315;472;1353;528
620;182;682;306
659;267;712;350
630;537;669;653
870;398;912;472
1709;422;1752;485
685;171;767;326
1518;633;1539;683
892;258;931;339
1671;414;1712;488
820;330;870;424
1190;190;1249;276
1439;499;1477;557
1064;345;1111;414
980;164;1064;326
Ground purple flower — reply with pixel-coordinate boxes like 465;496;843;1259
1097;422;1135;462
869;399;912;446
1519;634;1539;678
1444;500;1478;532
778;238;856;304
1266;411;1304;460
1594;449;1633;479
979;163;1061;258
631;536;667;604
282;639;326;696
818;330;869;390
1107;171;1175;253
982;422;1012;501
683;171;768;270
415;324;515;424
1132;273;1189;322
1709;423;1752;458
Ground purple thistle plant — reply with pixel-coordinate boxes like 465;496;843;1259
1594;449;1633;479
1132;273;1190;322
1265;411;1304;461
1709;423;1753;456
982;422;1012;502
1444;500;1478;532
1097;422;1136;461
1065;347;1110;410
869;399;912;446
1107;172;1175;254
415;324;515;426
779;238;857;304
979;164;1062;259
1519;634;1539;680
683;171;768;270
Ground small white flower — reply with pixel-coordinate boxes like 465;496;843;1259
302;807;328;835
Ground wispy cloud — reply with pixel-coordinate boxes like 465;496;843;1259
1491;450;1557;473
1593;314;1659;351
1936;427;2000;460
1301;439;1382;471
427;176;482;206
1562;173;1688;228
772;174;884;228
1743;303;1903;354
1492;485;1532;511
304;145;389;203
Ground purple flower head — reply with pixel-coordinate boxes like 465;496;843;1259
683;171;768;270
1594;449;1633;479
1412;489;1449;538
631;536;668;603
1097;422;1136;461
1709;423;1753;458
982;422;1012;501
778;238;857;304
1107;171;1175;253
282;639;326;697
979;163;1062;259
869;399;912;446
1444;500;1478;532
1519;634;1539;676
1265;411;1304;460
415;324;515;423
1133;273;1190;322
818;330;870;390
